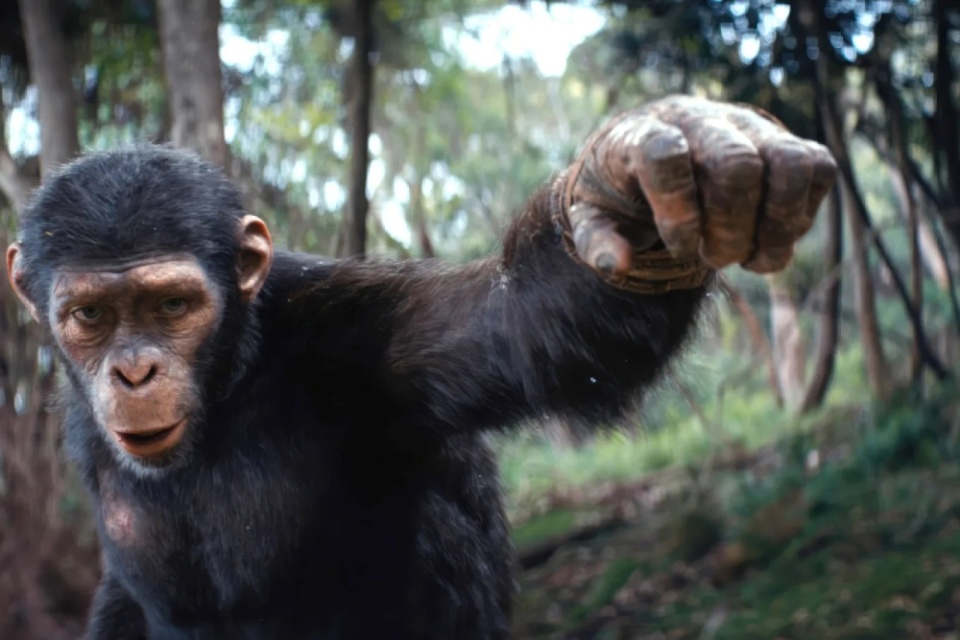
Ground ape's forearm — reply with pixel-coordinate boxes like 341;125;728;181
274;187;708;434
386;187;708;431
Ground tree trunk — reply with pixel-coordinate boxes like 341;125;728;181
888;166;950;289
841;178;893;396
2;4;85;638
409;86;433;259
799;0;884;396
876;61;933;381
409;176;434;258
718;278;782;407
765;272;807;410
156;0;231;170
893;144;924;383
338;0;375;258
806;30;891;395
800;183;842;413
19;0;80;176
816;73;947;382
934;0;960;229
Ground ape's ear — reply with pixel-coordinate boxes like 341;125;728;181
6;242;40;322
237;216;274;304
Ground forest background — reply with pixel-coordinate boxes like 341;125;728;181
1;0;959;638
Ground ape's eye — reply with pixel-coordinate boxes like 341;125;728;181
72;305;104;323
158;298;188;316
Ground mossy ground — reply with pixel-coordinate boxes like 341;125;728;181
507;386;960;639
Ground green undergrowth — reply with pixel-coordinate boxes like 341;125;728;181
496;345;902;522
497;383;813;521
512;509;579;549
510;382;960;638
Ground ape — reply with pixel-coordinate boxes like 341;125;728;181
6;96;835;640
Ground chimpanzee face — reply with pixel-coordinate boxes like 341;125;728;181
6;147;274;474
45;255;220;463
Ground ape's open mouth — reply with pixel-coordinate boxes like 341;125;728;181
113;419;187;458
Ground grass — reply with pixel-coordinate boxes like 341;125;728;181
512;509;579;548
496;357;833;519
495;339;917;522
508;373;960;638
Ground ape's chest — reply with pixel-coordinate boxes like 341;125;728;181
97;452;340;621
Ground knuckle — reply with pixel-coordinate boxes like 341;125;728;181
702;225;753;256
608;116;662;151
806;140;835;160
641;128;689;163
763;142;816;208
767;140;815;173
656;224;700;255
702;158;763;194
727;152;765;183
701;143;763;184
814;155;839;183
806;143;839;177
654;209;701;235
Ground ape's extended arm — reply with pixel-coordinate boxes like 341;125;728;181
264;96;836;436
268;188;705;435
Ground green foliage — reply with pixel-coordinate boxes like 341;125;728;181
511;508;577;548
662;508;725;563
567;557;641;625
512;383;960;637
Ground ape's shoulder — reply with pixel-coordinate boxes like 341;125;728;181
254;250;393;362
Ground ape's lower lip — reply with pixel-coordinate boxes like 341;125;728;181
113;419;187;457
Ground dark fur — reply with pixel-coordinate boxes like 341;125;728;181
16;145;707;639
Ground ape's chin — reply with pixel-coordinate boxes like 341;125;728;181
108;421;196;479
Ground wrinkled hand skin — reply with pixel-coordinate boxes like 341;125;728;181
558;94;838;280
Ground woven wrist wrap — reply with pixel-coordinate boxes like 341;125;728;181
550;171;712;296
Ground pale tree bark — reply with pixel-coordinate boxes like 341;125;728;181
408;84;434;259
798;0;891;397
765;271;807;410
889;165;950;289
408;175;434;258
860;114;952;291
824;105;948;381
799;0;946;394
876;62;930;381
810;37;947;385
840;178;893;396
0;102;38;210
156;0;231;171
891;167;924;381
718;278;782;407
800;183;842;413
19;0;80;177
337;0;375;258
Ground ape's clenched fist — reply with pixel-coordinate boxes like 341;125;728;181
556;95;837;293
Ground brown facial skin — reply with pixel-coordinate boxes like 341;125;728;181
5;215;273;465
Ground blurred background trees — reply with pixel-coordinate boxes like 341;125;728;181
0;0;958;637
